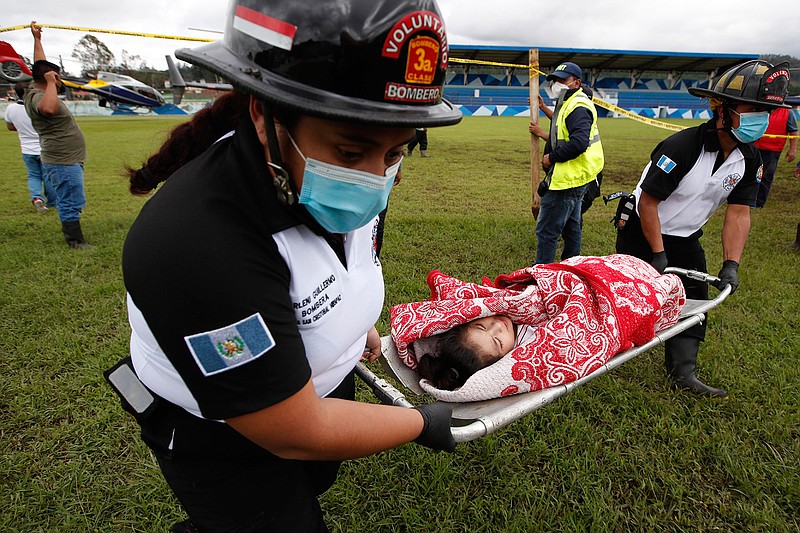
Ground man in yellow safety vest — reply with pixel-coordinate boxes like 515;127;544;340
529;61;604;264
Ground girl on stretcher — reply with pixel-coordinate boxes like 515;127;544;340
390;254;686;401
416;315;532;390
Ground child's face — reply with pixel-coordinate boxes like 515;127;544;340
464;315;516;367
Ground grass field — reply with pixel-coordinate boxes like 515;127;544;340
2;115;799;532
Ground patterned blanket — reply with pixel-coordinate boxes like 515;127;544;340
389;254;685;402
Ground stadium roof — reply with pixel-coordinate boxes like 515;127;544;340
449;45;758;75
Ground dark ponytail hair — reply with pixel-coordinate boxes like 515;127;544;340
416;324;484;391
126;90;251;195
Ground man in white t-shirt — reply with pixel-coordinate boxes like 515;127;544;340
4;82;55;212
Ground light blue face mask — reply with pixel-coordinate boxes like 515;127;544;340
730;110;770;144
289;133;402;234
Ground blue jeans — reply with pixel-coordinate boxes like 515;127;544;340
43;162;86;223
22;154;56;206
535;183;589;264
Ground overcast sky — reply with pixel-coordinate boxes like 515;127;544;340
3;0;799;75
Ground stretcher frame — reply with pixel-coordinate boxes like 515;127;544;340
356;268;731;443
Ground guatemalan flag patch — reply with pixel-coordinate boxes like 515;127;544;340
185;313;275;376
657;155;677;174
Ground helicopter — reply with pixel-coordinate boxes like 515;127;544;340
0;40;32;82
61;71;166;110
1;39;168;112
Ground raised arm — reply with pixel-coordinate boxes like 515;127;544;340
31;21;45;62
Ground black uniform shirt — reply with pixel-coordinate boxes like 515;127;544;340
124;119;383;421
633;119;761;237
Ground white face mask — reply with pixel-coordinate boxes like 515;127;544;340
551;81;569;97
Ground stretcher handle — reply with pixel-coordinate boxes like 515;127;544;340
663;266;718;283
354;362;415;408
664;266;732;315
664;266;725;286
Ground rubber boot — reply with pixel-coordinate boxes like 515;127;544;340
665;336;728;398
62;220;93;249
420;149;430;158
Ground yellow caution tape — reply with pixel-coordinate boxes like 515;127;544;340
450;57;800;138
761;133;799;139
590;97;685;131
0;23;214;42
450;57;686;131
2;30;798;139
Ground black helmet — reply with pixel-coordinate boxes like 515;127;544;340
688;60;791;109
176;0;462;127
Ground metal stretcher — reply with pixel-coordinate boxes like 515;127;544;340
356;268;731;443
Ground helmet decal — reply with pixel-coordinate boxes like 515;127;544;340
382;11;448;67
233;4;297;52
762;66;790;104
382;10;448;104
766;69;790;83
405;36;439;85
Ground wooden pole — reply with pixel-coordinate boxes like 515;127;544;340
529;49;541;220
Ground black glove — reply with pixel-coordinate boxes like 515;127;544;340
714;260;739;294
414;403;456;452
650;251;668;274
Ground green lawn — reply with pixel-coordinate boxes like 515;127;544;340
2;115;798;532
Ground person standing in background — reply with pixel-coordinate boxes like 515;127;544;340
5;82;55;213
407;127;430;157
752;104;797;207
794;159;800;249
24;22;91;248
529;61;604;264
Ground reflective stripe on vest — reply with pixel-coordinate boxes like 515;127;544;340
549;89;604;190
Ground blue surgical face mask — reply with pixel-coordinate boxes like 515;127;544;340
288;133;401;234
730;110;770;144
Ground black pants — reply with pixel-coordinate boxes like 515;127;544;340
407;129;428;152
615;213;708;341
138;373;356;533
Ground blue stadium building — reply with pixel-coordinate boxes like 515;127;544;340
445;45;759;119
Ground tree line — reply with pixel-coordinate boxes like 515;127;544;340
69;34;221;90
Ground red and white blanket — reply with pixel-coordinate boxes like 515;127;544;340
389;254;685;402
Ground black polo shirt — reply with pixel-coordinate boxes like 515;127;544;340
633;120;761;237
123;119;384;420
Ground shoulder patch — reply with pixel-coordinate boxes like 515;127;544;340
722;173;742;191
657;155;677;174
185;313;275;376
